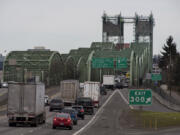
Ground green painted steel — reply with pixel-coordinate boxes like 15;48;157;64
3;50;63;86
61;41;152;85
129;89;152;105
3;40;153;87
91;42;115;50
87;51;95;81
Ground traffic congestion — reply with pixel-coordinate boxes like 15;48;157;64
6;74;128;132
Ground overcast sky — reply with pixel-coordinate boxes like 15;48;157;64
0;0;180;55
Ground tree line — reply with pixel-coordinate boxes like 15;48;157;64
158;36;180;89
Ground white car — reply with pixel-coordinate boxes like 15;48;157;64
44;95;49;106
1;82;8;88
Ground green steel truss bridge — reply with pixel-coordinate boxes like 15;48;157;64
3;13;154;87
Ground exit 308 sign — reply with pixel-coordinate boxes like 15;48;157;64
129;89;152;105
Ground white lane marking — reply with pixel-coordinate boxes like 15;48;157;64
117;90;134;109
73;90;118;135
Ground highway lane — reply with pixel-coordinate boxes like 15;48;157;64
0;88;7;106
79;89;180;135
0;89;113;135
0;88;179;135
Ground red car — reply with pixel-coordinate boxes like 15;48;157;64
52;113;73;130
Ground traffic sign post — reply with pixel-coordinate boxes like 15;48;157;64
92;57;128;69
151;73;162;81
129;89;152;105
116;57;127;69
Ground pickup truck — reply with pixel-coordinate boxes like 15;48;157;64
75;97;94;115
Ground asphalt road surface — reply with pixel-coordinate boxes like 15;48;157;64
0;89;113;135
0;88;180;135
80;89;180;135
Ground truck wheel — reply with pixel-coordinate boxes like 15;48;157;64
42;119;46;124
9;122;14;127
82;116;84;120
69;126;73;130
49;108;52;112
32;119;38;127
52;125;56;129
73;120;77;125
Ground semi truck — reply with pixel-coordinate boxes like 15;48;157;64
83;81;100;107
7;82;46;127
60;80;79;105
103;75;115;90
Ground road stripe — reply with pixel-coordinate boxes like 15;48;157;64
73;90;118;135
117;90;134;109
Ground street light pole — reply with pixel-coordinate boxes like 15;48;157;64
169;47;172;96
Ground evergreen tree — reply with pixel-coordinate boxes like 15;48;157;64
159;36;178;70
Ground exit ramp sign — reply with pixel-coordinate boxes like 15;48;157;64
129;89;152;105
151;73;162;81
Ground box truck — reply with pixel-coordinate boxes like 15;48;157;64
60;80;79;105
7;82;46;127
103;75;115;89
83;81;100;107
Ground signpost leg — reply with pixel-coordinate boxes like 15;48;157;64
100;68;102;83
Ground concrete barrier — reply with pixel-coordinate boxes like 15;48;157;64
152;91;180;112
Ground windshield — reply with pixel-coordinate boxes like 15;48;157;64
51;99;62;103
56;113;69;118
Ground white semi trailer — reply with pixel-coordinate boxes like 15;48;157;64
7;82;46;127
60;80;79;105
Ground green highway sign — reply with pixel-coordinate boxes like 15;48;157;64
92;57;114;68
116;57;127;69
151;74;162;81
129;89;152;105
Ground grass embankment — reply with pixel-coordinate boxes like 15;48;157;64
130;110;180;129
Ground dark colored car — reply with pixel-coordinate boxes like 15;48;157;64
72;105;85;120
100;86;107;95
52;113;73;130
76;97;94;115
122;81;128;88
61;108;78;125
49;99;64;112
115;81;123;89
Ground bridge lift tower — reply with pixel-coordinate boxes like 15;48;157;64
102;12;154;72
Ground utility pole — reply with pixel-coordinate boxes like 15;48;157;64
169;47;172;96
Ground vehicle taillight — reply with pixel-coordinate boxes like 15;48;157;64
67;118;71;122
53;118;57;121
80;109;84;113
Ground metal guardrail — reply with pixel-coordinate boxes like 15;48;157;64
151;85;180;106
